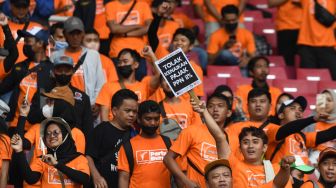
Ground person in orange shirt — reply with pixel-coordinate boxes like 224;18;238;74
96;46;160;121
10;117;90;188
54;0;74;17
118;100;172;188
235;56;282;115
207;5;255;68
82;29;118;84
49;22;68;52
0;100;11;188
94;0;112;56
204;159;233;188
268;0;302;66
191;100;295;187
298;0;336;80
105;0;153;57
301;147;336;188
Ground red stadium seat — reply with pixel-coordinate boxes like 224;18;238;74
303;94;316;117
248;0;269;9
192;19;206;44
267;56;286;67
267;67;288;80
317;80;336;92
207;65;242;78
175;5;195;18
227;77;252;92
244;10;263;22
296;68;332;81
273;79;318;95
204;76;228;95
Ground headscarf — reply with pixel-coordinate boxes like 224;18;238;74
323;89;336;124
40;117;81;164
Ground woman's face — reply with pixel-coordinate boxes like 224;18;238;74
324;92;335;114
276;95;291;112
45;123;63;149
319;157;336;183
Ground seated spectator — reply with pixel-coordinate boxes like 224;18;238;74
204;159;233;188
10;117;90;187
207;5;255;68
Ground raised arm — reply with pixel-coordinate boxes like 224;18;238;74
272;156;295;188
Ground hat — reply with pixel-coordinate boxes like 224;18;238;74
204;159;231;179
290;155;315;174
17;26;49;44
40;117;73;139
0;99;9;117
64;17;84;33
42;86;75;106
10;0;30;7
277;96;307;114
54;56;74;68
318;147;336;165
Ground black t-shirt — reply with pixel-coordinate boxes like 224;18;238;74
86;121;130;188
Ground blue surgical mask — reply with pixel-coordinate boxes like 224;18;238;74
55;41;69;50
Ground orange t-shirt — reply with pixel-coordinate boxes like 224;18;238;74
64;50;85;92
118;135;171;188
170;124;217;187
235;85;282;116
314;121;336;151
172;13;196;29
100;54;119;83
0;59;6;80
54;0;75;17
275;0;303;30
94;0;110;39
207;28;256;58
158;20;180;49
105;0;153;57
30;155;90;188
193;0;240;22
0;135;11;172
298;0;336;46
301;181;324;188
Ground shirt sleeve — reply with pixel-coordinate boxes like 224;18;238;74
73;128;86;154
207;32;220;54
95;83;113;107
246;30;256;54
0;135;11;160
304;132;317;148
30;157;44;173
170;128;193;157
117;145;130;173
74;155;90;176
266;124;280;144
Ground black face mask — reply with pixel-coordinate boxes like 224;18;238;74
54;74;72;86
141;125;159;135
117;65;133;78
292;178;304;188
164;90;175;98
23;44;34;60
225;22;238;33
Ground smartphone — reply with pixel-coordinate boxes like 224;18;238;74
316;94;327;111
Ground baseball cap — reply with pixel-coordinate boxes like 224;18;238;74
0;99;10;117
42;86;75;106
54;56;74;68
204;159;231;179
17;26;49;44
290;155;315;174
64;17;84;33
318;147;336;165
277;96;307;114
10;0;30;7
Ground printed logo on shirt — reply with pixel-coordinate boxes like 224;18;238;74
289;137;308;157
246;170;266;187
166;113;188;129
136;149;168;164
74;92;83;101
200;142;217;161
229;42;242;58
117;11;140;25
48;167;74;185
20;73;38;88
159;34;172;48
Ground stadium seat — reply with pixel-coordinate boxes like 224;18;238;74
273;79;318;95
267;67;288;80
207;65;242;78
227;77;252;92
203;76;218;96
244;21;254;32
248;0;269;9
296;68;332;81
175;5;195;18
317;80;336;92
192;19;205;44
267;56;286;67
303;94;316;117
244;10;263;22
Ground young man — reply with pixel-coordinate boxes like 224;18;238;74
207;5;255;66
118;100;172;188
191;99;295;187
86;89;138;188
96;46;160;121
204;159;232;188
235;56;282;115
49;22;67;52
163;92;232;187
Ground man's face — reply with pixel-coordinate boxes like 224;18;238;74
250;59;269;81
207;97;231;126
206;166;232;188
83;33;100;51
248;94;270;121
64;30;84;48
279;103;303;123
222;13;238;25
118;52;139;70
172;34;192;53
113;99;138;128
10;4;29;19
240;133;267;164
319;157;336;183
139;112;160;129
53;28;66;42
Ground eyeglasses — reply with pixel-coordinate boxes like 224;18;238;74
46;130;61;138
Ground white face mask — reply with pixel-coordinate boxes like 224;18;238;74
84;42;100;51
42;104;54;118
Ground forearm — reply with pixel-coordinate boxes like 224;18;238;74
100;106;110;121
87;156;102;179
126;26;148;37
0;160;9;188
272;167;290;188
315;126;336;146
13;151;41;184
194;5;205;21
204;0;221;21
118;171;130;188
108;22;140;34
276;116;316;141
268;0;288;7
55;162;90;185
163;153;189;185
238;0;247;14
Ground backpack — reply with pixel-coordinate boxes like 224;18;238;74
159;101;182;140
123;135;172;175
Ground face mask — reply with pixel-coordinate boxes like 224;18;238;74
84;42;100;51
225;22;238;33
117;65;133;78
292;178;304;188
164;90;175;98
42;104;54;118
23;44;34;60
54;41;69;50
141;125;159;135
54;74;72;86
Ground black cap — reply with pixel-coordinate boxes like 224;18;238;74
277;96;307;114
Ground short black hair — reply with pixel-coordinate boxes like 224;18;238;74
10;0;30;8
247;56;270;73
247;88;271;103
85;28;100;38
213;85;233;97
207;92;232;110
111;89;139;108
173;28;196;45
50;22;64;36
138;100;161;118
117;48;141;63
239;126;268;144
221;5;239;18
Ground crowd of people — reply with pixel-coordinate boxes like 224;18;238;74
0;0;335;187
